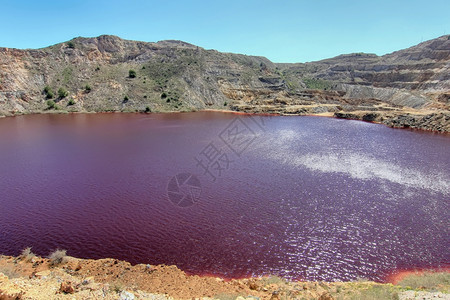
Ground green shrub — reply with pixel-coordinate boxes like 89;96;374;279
46;100;56;109
145;106;151;113
84;84;92;92
224;102;228;106
67;41;75;49
44;86;54;99
123;95;129;101
58;87;68;98
67;99;75;106
161;92;167;99
128;69;136;78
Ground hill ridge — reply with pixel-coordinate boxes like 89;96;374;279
0;34;449;131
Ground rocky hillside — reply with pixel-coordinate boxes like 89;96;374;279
0;35;449;131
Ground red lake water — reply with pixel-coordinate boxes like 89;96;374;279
0;112;449;281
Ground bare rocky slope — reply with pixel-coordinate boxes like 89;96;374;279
1;254;449;300
0;35;449;131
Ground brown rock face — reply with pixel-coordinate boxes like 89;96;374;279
0;34;449;131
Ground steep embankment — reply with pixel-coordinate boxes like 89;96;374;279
0;35;449;131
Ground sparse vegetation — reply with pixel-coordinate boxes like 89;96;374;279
123;95;129;102
145;106;151;113
128;69;136;78
43;86;54;99
161;92;167;99
58;87;68;98
111;282;124;293
48;249;67;265
84;84;92;92
46;100;56;109
303;77;333;90
67;41;75;49
0;265;21;279
20;247;36;262
61;67;73;84
397;271;450;291
224;102;228;106
67;99;76;106
334;285;400;300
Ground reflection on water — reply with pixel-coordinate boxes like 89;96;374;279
0;112;448;281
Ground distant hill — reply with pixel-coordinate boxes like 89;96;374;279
0;34;449;131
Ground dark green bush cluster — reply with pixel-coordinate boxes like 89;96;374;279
43;86;54;99
67;99;76;106
128;69;136;78
46;100;56;109
58;87;68;98
85;84;92;92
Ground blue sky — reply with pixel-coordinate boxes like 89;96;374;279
1;0;449;62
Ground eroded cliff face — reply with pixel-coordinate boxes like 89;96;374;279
0;35;449;131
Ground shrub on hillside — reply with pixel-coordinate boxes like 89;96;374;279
44;86;54;99
46;100;56;109
20;247;36;262
128;69;136;78
48;249;67;265
58;88;68;98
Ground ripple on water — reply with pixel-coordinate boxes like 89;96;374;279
0;112;448;281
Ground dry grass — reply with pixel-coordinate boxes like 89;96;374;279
20;247;36;262
334;285;400;300
0;265;21;279
397;271;450;292
48;249;67;266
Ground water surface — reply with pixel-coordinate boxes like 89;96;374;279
0;112;448;281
